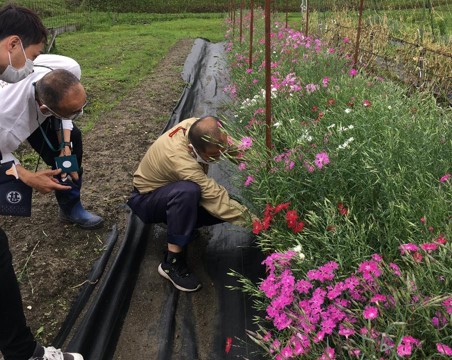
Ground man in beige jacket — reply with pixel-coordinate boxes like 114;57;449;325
127;116;254;292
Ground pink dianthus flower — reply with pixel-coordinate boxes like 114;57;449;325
437;343;452;355
363;305;379;320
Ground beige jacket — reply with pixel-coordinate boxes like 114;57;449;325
133;118;252;226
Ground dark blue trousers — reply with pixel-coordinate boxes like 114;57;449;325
127;181;224;247
0;228;36;360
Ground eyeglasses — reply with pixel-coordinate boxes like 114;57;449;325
41;102;87;121
34;82;87;120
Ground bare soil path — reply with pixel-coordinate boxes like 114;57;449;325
0;38;194;347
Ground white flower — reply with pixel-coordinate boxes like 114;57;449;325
297;129;313;143
289;118;295;123
345;108;352;113
271;87;278;99
293;244;302;252
338;137;355;150
338;124;354;132
273;121;282;128
388;105;392;110
292;245;305;260
327;123;336;129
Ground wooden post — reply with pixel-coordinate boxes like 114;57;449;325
265;0;272;158
232;0;236;42
240;0;244;44
353;0;365;66
305;0;309;36
285;0;289;28
249;0;254;69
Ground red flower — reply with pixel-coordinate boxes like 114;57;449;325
363;99;372;107
262;215;272;230
225;337;232;354
412;252;423;263
255;202;306;235
315;112;325;122
274;202;291;213
287;220;297;229
292;221;305;233
311;105;319;112
264;203;275;218
327;98;336;106
326;225;336;232
252;220;264;234
286;210;298;222
338;203;349;216
435;234;447;244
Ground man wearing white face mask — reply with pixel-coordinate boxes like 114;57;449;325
0;4;85;360
0;5;44;84
127;116;256;292
0;38;34;83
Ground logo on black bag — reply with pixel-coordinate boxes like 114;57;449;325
6;191;22;204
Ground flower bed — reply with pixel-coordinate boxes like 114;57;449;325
223;9;451;359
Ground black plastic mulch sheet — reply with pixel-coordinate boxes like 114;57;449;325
55;38;266;360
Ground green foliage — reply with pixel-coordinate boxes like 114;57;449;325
224;12;451;357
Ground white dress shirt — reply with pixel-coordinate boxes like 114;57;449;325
0;54;81;164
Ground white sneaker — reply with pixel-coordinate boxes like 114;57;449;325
29;346;83;360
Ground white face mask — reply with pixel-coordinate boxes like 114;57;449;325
189;144;218;165
0;40;34;83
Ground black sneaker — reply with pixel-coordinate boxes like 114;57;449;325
157;254;201;292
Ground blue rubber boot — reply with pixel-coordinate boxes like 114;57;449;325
55;176;104;229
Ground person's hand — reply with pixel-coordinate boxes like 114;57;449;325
16;166;71;194
58;145;79;181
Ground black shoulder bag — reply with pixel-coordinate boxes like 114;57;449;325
0;160;32;217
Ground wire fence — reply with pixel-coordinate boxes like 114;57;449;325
231;0;452;103
1;0;451;102
301;0;452;103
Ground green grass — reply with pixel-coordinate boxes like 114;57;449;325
47;13;225;130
